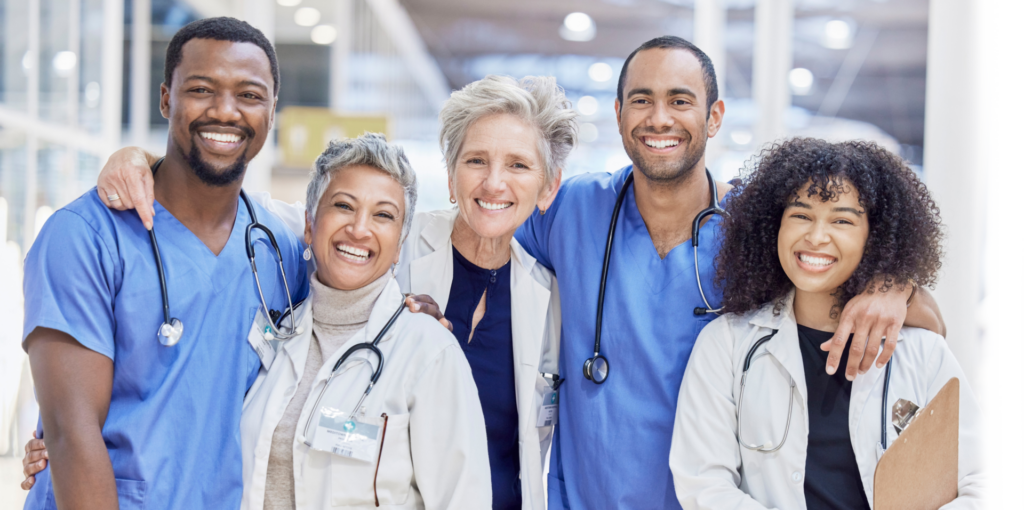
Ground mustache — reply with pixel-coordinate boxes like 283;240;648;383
188;119;256;139
631;126;691;140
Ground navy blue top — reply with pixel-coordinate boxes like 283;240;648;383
797;325;871;510
446;246;521;509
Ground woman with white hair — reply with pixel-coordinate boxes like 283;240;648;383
236;133;491;509
27;75;575;510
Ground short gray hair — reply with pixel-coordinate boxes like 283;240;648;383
305;133;418;241
439;75;578;183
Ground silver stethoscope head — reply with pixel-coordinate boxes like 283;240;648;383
158;318;184;346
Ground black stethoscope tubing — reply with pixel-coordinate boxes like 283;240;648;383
584;168;724;384
739;330;894;452
148;157;298;346
302;301;406;444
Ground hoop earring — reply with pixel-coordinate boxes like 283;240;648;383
449;197;456;204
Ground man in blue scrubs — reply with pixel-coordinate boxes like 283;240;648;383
516;36;945;509
22;18;307;510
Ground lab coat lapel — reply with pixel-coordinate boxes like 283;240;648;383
409;211;456;311
752;292;808;403
510;239;548;371
314;280;407;381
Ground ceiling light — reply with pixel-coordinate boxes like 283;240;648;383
577;95;599;116
789;68;814;96
588;62;613;83
560;12;595;42
822;19;854;49
53;51;77;77
579;123;599;144
277;0;301;5
294;7;321;27
311;25;337;45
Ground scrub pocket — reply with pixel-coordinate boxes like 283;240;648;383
331;413;413;507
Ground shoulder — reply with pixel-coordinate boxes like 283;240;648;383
54;189;127;237
895;327;949;364
510;238;555;287
407;208;456;241
558;168;626;201
396;312;462;358
251;199;304;253
33;190;132;259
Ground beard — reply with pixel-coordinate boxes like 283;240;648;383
624;124;708;185
179;119;255;187
181;142;248;187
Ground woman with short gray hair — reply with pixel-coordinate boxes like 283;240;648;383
396;74;576;510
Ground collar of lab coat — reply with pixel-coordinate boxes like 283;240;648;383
745;289;906;409
408;207;552;371
279;277;407;379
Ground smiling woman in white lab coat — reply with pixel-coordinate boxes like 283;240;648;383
395;75;573;510
242;134;490;509
670;139;983;510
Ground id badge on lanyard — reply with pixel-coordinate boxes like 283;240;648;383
247;309;279;370
309;406;381;463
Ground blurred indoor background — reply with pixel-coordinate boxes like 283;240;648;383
0;0;1020;507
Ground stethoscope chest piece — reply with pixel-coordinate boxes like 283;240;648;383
158;318;184;346
583;354;609;384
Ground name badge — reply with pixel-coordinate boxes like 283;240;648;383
310;409;380;463
536;390;558;427
247;310;277;370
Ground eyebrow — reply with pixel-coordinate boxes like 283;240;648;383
787;200;864;215
625;87;697;99
182;75;268;93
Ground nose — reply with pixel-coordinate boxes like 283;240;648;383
646;101;675;131
208;90;243;124
806;220;831;246
346;211;372;240
481;162;508;194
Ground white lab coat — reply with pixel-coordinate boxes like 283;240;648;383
396;207;561;510
670;291;983;510
240;278;492;509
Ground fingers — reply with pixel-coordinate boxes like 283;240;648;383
127;170;156;230
404;295;454;332
23;456;47;477
21;475;35;491
875;323;899;369
843;327;869;381
821;314;855;376
858;321;887;374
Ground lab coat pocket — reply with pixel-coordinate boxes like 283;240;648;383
330;413;413;507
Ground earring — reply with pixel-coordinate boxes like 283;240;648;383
449;197;456;204
540;207;546;216
303;247;312;261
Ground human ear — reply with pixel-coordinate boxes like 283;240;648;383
706;99;726;138
159;83;171;119
537;168;563;211
304;211;313;246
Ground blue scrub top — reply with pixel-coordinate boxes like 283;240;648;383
515;166;725;510
22;189;308;510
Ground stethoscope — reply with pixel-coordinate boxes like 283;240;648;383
302;301;406;443
583;168;726;384
737;329;894;453
148;158;300;346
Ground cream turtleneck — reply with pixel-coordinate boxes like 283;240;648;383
263;272;390;510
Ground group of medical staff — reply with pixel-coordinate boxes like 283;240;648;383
17;14;981;510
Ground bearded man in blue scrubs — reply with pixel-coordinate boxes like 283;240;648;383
21;18;308;510
515;36;946;509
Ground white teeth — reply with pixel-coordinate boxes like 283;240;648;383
200;132;242;143
476;199;512;211
335;244;369;259
644;139;679;149
799;254;836;267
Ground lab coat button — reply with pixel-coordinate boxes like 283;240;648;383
792;471;803;483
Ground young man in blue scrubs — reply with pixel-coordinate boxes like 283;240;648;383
515;36;945;509
21;18;308;510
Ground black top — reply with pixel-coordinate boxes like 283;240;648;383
446;247;521;509
797;325;871;510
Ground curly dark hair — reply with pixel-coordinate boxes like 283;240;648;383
165;17;280;95
716;138;944;316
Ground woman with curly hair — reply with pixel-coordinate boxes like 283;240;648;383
668;138;982;509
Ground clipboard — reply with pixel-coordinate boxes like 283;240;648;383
873;377;959;510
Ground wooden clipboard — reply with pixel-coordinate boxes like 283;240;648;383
873;377;959;510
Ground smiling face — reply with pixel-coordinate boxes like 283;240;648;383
450;113;561;241
160;38;276;186
777;180;870;298
304;165;406;291
615;48;723;183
